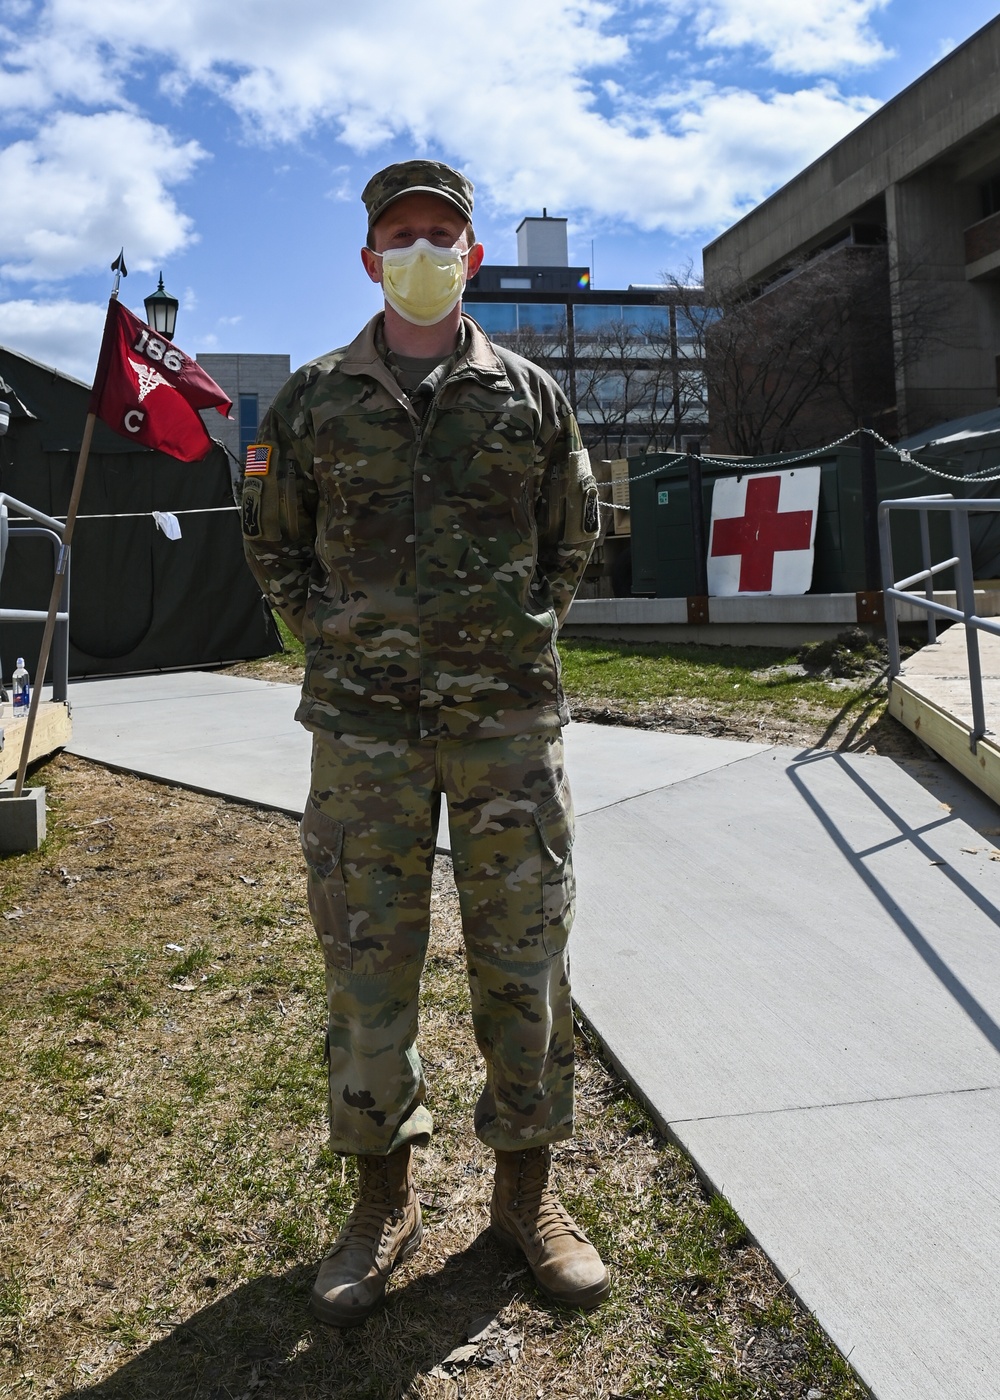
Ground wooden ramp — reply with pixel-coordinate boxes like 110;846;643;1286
0;702;72;783
889;622;1000;806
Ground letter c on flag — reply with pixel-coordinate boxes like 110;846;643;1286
124;409;145;433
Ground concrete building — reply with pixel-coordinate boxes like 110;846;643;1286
702;16;1000;440
196;353;290;475
466;214;707;457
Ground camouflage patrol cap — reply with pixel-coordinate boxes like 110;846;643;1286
362;159;475;231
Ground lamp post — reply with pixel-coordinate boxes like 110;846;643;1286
144;273;179;341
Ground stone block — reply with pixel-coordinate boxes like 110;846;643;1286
0;784;46;853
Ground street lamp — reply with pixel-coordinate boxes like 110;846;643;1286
144;273;179;341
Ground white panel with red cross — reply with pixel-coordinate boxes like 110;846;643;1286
707;467;821;596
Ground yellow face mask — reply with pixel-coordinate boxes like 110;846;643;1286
378;238;467;326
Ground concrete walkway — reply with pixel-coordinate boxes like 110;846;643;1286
65;672;1000;1400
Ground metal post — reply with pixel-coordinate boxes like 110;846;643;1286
51;563;69;704
919;508;937;647
7;525;70;700
860;428;881;592
687;441;708;599
878;501;901;680
951;507;986;748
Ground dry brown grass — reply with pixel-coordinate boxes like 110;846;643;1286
0;755;867;1400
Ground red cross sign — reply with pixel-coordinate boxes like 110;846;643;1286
707;467;820;595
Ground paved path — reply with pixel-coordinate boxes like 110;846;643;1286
66;672;1000;1400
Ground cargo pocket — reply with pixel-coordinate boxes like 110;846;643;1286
533;778;576;956
300;801;351;970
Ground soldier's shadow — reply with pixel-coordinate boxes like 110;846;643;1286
63;1230;531;1400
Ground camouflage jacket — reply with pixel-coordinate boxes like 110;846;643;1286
241;313;599;741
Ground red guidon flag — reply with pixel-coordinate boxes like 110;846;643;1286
88;298;232;462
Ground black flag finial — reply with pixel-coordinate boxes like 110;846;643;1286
110;248;127;297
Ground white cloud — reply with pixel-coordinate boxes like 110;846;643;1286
0;298;106;381
653;0;892;74
702;0;892;73
0;1;886;243
0;112;204;281
477;83;880;234
0;31;123;113
39;0;629;142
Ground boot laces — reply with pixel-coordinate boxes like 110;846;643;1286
513;1149;583;1243
333;1158;406;1259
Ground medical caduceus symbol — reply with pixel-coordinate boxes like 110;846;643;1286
128;357;169;402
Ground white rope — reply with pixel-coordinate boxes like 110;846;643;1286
44;506;238;522
599;425;1000;512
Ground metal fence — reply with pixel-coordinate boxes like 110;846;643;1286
879;494;1000;751
0;493;69;703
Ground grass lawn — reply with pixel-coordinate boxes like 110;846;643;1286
558;639;871;717
249;618;893;754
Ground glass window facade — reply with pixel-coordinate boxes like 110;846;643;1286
464;293;707;449
580;369;666;411
574;303;623;334
623;305;670;335
983;176;1000;220
465;303;566;336
517;303;566;333
676;307;721;356
466;303;516;335
239;393;259;461
574;304;669;335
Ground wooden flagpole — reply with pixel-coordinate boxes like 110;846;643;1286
13;259;124;797
13;411;97;796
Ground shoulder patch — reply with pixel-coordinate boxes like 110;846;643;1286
583;484;601;536
241;478;263;538
244;443;272;476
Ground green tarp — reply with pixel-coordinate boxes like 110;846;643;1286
0;346;279;681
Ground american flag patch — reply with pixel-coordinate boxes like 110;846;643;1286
244;443;272;476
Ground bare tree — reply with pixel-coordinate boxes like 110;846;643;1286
492;323;573;400
493;311;702;457
572;317;679;457
666;237;962;455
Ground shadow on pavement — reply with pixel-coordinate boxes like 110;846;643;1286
790;747;1000;1059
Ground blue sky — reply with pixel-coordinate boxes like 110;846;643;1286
0;0;997;382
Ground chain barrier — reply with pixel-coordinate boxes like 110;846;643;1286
598;425;1000;512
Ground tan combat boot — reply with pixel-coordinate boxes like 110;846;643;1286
491;1146;611;1309
311;1145;422;1327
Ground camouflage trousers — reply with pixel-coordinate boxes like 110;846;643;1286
301;728;576;1157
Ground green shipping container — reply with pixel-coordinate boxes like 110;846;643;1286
627;447;955;598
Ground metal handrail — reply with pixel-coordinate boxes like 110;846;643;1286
879;495;1000;752
0;495;70;704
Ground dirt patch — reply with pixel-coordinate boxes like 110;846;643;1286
569;688;925;760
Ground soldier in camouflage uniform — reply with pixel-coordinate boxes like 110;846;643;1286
242;159;609;1325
